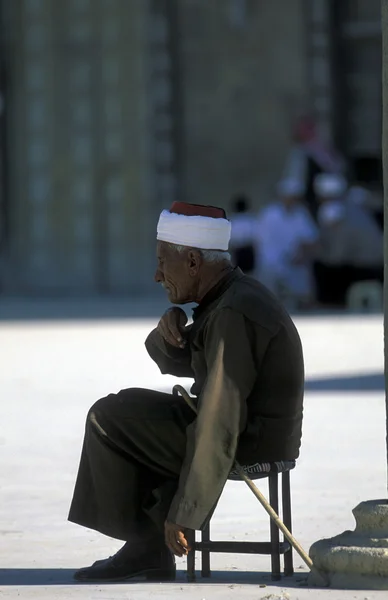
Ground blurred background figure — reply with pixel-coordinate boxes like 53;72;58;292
283;115;346;220
347;183;371;208
314;174;383;308
256;178;319;310
347;181;384;231
229;194;258;276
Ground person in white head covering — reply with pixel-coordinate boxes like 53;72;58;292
69;201;305;582
314;173;347;203
282;116;346;219
313;175;383;306
346;182;383;230
256;177;319;308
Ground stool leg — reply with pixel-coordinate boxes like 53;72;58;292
268;472;281;581
186;529;196;582
282;471;294;576
201;523;211;578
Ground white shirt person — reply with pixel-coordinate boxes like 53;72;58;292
256;178;319;307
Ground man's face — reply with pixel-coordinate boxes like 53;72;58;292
154;241;198;304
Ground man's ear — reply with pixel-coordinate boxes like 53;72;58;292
187;249;202;275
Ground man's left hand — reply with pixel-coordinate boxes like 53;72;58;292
164;521;191;557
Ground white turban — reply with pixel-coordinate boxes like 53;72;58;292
314;174;347;198
157;209;231;251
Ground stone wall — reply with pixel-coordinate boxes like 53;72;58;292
2;0;309;294
178;0;308;211
3;0;152;293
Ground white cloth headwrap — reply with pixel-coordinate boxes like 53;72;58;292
313;173;347;198
157;210;231;251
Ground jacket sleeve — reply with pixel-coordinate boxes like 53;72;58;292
145;327;194;378
167;307;257;529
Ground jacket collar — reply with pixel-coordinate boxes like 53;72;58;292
192;267;244;321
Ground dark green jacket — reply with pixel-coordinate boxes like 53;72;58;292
145;268;304;529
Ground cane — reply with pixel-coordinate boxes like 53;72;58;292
173;384;328;587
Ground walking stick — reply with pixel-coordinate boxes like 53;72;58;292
173;384;328;587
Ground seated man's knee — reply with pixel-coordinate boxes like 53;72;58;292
86;388;139;426
86;392;118;431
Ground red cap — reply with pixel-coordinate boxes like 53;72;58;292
170;202;227;219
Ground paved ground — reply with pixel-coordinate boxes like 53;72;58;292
0;302;387;599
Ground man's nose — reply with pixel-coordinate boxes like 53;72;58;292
154;268;163;283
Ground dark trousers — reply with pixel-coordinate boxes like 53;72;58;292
68;388;195;541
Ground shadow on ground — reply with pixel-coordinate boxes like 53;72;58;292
0;568;306;587
305;372;384;392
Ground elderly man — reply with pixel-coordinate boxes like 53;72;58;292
68;202;304;583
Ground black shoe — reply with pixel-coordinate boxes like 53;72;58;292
74;542;176;583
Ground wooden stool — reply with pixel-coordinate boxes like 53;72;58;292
186;467;294;582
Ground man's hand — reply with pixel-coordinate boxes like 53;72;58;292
164;521;191;557
157;308;188;349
